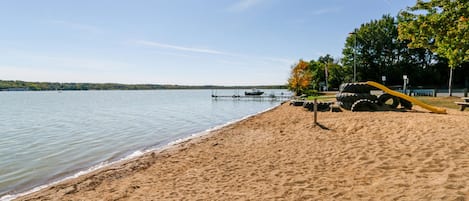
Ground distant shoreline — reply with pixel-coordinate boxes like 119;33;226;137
0;80;287;91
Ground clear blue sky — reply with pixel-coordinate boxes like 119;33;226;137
0;0;416;85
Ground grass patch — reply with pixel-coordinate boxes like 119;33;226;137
415;96;466;110
306;94;336;101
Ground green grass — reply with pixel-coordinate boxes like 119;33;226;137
306;93;336;101
415;96;466;110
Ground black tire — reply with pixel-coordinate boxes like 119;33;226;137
336;93;377;110
303;102;312;109
304;102;332;111
339;83;373;93
336;93;377;103
338;101;353;110
351;99;378;112
400;99;413;110
317;102;333;111
292;100;304;106
377;93;399;108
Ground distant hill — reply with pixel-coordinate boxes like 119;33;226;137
0;80;287;91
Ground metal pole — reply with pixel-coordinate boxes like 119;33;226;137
449;68;453;96
325;61;328;91
353;34;357;83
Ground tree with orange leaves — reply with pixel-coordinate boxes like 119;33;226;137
288;60;312;95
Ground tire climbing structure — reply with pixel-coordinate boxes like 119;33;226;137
290;81;446;114
336;82;413;112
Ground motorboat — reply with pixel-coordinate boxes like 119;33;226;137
244;89;264;96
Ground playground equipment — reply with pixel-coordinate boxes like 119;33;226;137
336;81;447;114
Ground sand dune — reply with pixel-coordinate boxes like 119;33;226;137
18;103;469;200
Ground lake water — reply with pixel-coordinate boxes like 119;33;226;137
0;89;288;199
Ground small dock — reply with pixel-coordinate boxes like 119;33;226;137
211;94;292;101
211;89;292;101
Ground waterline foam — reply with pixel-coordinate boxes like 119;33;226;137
1;103;281;201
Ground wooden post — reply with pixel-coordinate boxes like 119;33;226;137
313;98;318;126
464;88;468;97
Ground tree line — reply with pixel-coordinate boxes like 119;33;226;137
0;80;287;91
288;0;469;96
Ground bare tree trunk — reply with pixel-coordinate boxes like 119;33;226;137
448;68;453;96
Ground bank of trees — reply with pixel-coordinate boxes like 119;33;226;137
398;0;469;95
0;80;168;90
288;0;469;95
288;55;349;95
0;80;287;91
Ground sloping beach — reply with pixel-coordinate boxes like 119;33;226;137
17;103;469;200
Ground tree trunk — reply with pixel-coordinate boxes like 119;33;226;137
448;68;453;96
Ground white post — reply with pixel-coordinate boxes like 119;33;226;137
403;75;408;95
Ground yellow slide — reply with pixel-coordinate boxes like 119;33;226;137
366;81;447;114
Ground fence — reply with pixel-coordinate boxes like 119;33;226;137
394;88;468;97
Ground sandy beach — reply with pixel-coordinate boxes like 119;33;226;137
16;102;469;200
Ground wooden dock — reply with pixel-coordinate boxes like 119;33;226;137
211;94;292;101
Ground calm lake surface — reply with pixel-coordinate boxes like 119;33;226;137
0;89;288;198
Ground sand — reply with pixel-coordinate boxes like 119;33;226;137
16;102;469;200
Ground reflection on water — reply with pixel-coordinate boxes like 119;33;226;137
0;89;286;197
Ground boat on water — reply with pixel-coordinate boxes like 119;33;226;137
244;89;264;96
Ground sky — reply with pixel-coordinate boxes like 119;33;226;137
0;0;416;86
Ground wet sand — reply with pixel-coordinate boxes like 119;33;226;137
17;103;469;200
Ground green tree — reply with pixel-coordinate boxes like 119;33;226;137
398;0;469;95
309;59;324;90
308;55;350;90
327;61;351;89
318;55;351;90
343;15;399;83
343;14;437;85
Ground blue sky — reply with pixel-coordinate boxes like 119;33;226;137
0;0;415;85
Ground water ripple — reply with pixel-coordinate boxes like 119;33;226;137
0;89;285;198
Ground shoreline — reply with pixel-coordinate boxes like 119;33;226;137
1;103;283;201
11;103;469;200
